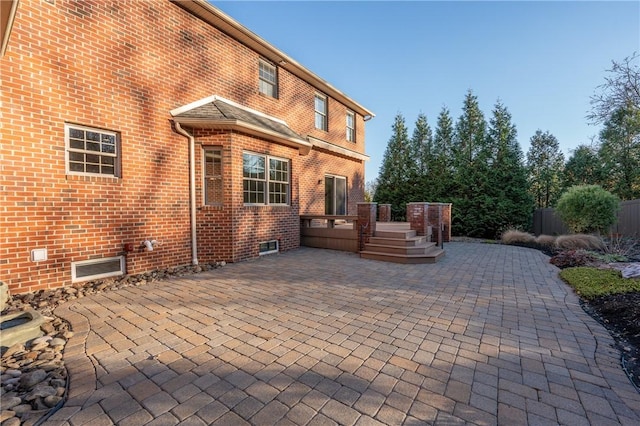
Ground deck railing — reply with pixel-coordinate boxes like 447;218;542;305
300;215;359;253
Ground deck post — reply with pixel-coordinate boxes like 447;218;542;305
407;202;429;237
378;204;392;222
440;203;452;243
357;203;377;249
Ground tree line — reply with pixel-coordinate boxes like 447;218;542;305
372;54;640;238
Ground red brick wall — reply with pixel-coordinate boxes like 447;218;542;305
1;0;368;293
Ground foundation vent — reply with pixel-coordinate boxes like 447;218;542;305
72;256;125;282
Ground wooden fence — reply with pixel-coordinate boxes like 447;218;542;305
533;199;640;236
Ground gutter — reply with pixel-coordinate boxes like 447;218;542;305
173;122;199;266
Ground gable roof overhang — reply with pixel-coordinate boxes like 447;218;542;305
170;0;375;120
171;95;312;155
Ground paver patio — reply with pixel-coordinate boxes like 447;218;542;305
45;243;640;425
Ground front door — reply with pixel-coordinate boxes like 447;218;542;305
325;175;346;215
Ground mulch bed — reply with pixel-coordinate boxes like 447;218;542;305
581;292;640;391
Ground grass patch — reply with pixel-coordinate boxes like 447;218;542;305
559;267;640;299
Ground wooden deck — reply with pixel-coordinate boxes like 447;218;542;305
300;218;444;263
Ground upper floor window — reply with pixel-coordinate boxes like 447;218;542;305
314;94;327;131
65;124;120;177
204;148;222;205
259;60;278;98
346;111;355;142
243;152;290;205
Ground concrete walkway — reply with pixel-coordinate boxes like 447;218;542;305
46;243;640;425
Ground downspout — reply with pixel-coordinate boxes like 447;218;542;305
174;122;199;265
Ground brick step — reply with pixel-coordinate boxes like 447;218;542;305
359;248;445;264
363;242;437;255
368;236;428;247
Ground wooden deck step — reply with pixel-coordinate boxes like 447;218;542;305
368;236;428;247
360;225;444;264
360;248;445;264
363;242;438;255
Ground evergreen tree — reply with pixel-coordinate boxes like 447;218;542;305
430;106;455;201
374;113;412;220
598;104;640;200
409;113;433;201
451;90;490;236
562;143;603;190
526;130;565;208
485;101;533;235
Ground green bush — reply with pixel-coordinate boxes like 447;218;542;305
555;185;619;234
559;267;640;299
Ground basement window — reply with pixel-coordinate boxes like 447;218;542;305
259;240;279;255
72;256;125;283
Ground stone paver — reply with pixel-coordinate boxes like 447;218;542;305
45;244;640;425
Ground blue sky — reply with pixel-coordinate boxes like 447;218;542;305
214;1;640;182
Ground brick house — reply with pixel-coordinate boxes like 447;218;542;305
0;0;374;293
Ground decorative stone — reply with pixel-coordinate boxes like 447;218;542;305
44;395;62;407
11;404;33;414
0;410;16;422
20;369;47;388
30;336;52;346
25;385;57;401
1;344;25;359
622;263;640;279
1;396;22;410
40;322;55;334
4;369;22;378
48;338;66;347
2;416;21;426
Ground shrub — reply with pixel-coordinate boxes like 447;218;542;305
501;229;535;245
588;252;629;263
555;234;605;250
535;234;556;247
603;234;639;260
555;185;619;234
559;267;640;299
549;250;595;269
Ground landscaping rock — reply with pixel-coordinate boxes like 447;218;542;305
622;263;640;279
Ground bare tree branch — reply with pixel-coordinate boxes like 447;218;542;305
587;52;640;124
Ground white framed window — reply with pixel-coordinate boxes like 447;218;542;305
204;148;223;205
65;124;120;177
243;152;290;205
314;94;327;131
259;240;279;255
72;256;125;283
259;59;278;98
346;111;355;142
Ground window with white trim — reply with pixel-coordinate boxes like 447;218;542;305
65;124;119;177
314;94;327;131
204;148;223;205
243;152;290;205
346;111;355;142
259;59;278;98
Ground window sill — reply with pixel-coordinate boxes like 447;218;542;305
66;174;120;183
